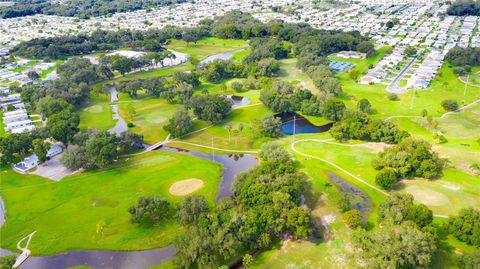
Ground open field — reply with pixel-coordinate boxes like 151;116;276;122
286;135;480;217
118;95;183;144
0;151;222;255
340;63;480;118
165;37;249;61
278;58;317;93
79;93;115;131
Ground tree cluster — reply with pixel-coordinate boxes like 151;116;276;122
372;138;444;185
189;94;232;123
329;111;409;143
129;196;170;224
353;193;436;269
0;0;185;19
446;46;480;66
174;143;312;268
61;129;120;169
447;0;480;16
445;207;480;247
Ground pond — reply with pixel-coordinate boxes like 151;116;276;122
198;49;245;67
1;147;258;268
328;173;372;221
225;95;251;108
276;112;333;135
159;146;258;201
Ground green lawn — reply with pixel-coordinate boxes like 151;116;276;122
339;63;480;118
0;112;6;138
165;38;249;61
118;96;183;144
0;150;222;255
79;93;115;131
278;58;317;93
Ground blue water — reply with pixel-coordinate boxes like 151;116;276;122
278;113;333;135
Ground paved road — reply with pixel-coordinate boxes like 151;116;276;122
387;56;417;94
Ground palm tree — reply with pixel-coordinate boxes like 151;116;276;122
225;124;232;141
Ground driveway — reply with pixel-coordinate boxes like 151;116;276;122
32;153;75;181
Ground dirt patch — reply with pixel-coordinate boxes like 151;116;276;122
169;178;204;196
405;186;449;206
361;142;391;153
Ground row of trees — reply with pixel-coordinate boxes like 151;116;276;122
329;110;410;143
445;46;480;66
61;129;143;170
0;0;185;19
173;143;312;268
447;0;480;16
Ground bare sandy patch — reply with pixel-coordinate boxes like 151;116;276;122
405;186;449;206
169;178;204;196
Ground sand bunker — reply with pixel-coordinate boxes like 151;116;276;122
405;186;449;206
169;178;204;196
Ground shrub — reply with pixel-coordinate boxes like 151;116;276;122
388;93;399;101
343;209;363;229
375;168;398;189
441;99;459;111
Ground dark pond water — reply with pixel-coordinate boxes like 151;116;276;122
328;173;372;221
0;147;258;268
198;49;245;67
226;95;251;108
276;112;333;135
5;246;175;269
160;146;258;201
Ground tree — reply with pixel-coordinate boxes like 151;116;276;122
356;41;375;57
176;195;209;225
458;251;480;269
129;196;170;224
163;108;192;138
27;70;40;80
61;144;88;170
322;99;346;121
85;131;118;168
388;93;399;101
231;81;244;92
441;99;459;111
36;97;73;118
119;131;144;150
357;98;372;113
405;46;417;57
378;193;433;228
445;207;480;247
453;66;468;76
286;207;312;238
32;139;49;163
372;138;443;180
225;124;232;141
242;254;254;268
353;221;436;269
189;95;232;123
0;132;34;164
343;209;362;229
375;168;398;189
421;109;428;117
174;82;194;104
0;255;16;269
47;110;80;143
258;114;282;138
386;20;395;29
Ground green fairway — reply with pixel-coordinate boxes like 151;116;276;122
278;58;317;93
118;96;183;144
165;38;249;61
0;150;222;255
79;93;115;131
